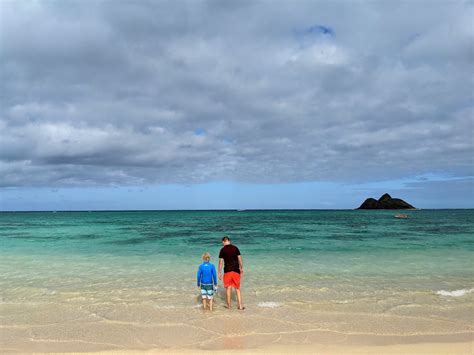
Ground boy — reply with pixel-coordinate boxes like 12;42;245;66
196;252;218;311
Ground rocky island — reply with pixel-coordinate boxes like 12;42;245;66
357;193;415;209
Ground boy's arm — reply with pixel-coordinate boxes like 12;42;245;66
197;267;201;287
218;258;223;280
238;255;244;276
212;265;217;286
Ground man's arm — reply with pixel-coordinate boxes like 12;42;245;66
218;258;223;280
238;255;244;276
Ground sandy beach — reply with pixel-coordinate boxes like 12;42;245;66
2;300;473;353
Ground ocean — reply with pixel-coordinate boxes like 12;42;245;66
1;209;473;351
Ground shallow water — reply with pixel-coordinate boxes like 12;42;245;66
1;210;473;351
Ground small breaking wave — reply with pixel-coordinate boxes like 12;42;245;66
436;288;474;297
153;305;176;309
257;301;282;308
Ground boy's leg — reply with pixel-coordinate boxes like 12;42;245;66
209;287;215;311
201;297;207;310
226;287;232;308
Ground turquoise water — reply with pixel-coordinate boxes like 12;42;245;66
1;209;473;347
2;209;473;297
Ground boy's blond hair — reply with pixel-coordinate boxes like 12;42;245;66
202;252;211;261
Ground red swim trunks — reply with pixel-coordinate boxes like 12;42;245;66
223;271;241;289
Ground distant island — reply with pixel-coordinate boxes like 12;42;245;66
357;193;415;209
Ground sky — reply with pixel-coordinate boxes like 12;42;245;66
0;0;473;210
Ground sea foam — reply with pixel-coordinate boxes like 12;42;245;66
436;288;474;297
257;301;282;308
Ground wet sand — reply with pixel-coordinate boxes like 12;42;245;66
3;341;474;354
1;300;473;353
96;341;474;354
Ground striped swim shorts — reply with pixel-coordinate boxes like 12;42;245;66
200;284;215;299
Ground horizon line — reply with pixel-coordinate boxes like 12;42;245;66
1;208;473;213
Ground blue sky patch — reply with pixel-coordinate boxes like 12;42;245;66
194;128;206;136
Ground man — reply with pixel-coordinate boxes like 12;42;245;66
218;236;245;310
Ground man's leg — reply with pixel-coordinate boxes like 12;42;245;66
201;297;207;310
209;298;213;311
235;288;245;310
226;287;232;308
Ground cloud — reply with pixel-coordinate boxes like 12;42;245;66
0;0;472;187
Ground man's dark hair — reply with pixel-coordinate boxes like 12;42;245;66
222;236;230;242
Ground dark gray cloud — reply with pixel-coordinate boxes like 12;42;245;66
1;0;473;187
